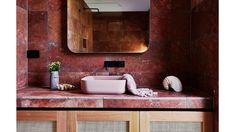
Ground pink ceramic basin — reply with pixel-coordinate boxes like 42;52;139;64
81;76;126;94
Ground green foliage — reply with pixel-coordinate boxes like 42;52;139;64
48;61;61;72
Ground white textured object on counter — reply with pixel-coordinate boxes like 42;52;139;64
57;83;75;91
136;88;157;97
162;76;183;92
122;74;158;97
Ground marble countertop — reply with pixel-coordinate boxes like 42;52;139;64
17;87;213;109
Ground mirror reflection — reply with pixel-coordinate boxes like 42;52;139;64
68;0;150;53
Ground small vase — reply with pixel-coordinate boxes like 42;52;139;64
50;71;59;90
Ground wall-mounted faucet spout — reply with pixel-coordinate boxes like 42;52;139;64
104;61;125;71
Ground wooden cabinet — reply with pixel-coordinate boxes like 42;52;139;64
68;111;139;132
17;111;212;132
17;111;66;132
140;111;213;132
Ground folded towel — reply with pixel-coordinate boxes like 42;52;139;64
122;74;157;97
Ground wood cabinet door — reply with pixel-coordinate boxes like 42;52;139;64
17;111;66;132
67;111;139;132
140;111;213;132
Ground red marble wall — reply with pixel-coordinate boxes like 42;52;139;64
190;0;218;131
27;0;191;89
150;0;191;87
92;12;149;52
17;0;28;89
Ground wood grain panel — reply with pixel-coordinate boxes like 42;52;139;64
140;111;213;132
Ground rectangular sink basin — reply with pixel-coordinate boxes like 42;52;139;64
81;76;126;94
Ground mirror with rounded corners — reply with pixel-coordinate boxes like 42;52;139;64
68;0;150;53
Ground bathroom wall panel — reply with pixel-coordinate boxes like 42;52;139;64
17;7;28;45
17;43;28;89
172;0;191;12
150;0;191;87
17;0;28;89
17;0;27;9
190;0;218;131
28;72;50;87
27;9;49;86
28;11;48;73
28;12;48;49
191;0;218;13
28;0;48;11
27;0;191;89
190;0;218;99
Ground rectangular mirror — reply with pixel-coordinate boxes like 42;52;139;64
68;0;150;53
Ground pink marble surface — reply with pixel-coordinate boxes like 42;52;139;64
17;87;213;109
17;2;28;90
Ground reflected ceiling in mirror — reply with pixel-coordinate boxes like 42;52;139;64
67;0;150;53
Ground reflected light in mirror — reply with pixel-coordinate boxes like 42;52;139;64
139;43;148;52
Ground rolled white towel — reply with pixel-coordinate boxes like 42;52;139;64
122;74;157;97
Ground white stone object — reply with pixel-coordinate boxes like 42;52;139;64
163;76;183;92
